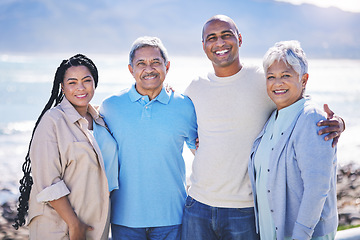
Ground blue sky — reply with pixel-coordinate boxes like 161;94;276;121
276;0;360;13
0;0;359;58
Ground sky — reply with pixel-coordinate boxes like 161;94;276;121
0;0;359;58
276;0;360;13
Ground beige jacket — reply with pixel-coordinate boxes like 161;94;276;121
28;97;110;240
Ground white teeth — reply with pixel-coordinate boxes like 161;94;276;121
216;49;229;55
77;94;86;97
274;90;287;94
144;75;156;80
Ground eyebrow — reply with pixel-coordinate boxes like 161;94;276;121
135;57;162;63
205;33;216;39
221;30;235;35
267;71;292;75
66;75;92;81
205;30;235;39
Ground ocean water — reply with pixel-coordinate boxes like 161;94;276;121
1;54;359;204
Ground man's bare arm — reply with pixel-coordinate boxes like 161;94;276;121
317;104;345;147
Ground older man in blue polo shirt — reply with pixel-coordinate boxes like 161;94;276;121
100;36;198;240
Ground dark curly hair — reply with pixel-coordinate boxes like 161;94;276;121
13;54;98;229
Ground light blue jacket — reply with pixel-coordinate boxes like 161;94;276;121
248;99;338;240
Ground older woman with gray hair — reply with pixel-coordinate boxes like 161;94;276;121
248;40;338;240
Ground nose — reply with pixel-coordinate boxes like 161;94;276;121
274;79;284;87
144;64;155;73
215;37;226;47
77;82;85;90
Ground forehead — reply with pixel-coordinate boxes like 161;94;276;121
133;46;162;61
267;60;296;73
203;19;237;38
64;65;91;76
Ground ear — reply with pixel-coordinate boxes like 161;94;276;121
301;73;309;88
238;33;242;47
128;64;133;75
165;61;170;74
202;41;206;52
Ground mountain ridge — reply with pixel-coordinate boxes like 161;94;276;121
0;0;359;58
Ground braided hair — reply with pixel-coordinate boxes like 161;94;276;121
13;54;98;229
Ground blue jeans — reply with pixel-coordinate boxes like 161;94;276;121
111;224;181;240
181;196;259;240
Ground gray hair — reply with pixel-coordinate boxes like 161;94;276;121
129;36;169;67
263;40;308;80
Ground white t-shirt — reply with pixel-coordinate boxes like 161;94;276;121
185;65;275;208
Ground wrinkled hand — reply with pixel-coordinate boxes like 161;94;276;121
69;220;93;240
317;104;345;147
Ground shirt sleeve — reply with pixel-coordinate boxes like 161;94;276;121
183;81;193;99
30;113;71;203
291;111;337;239
99;99;113;134
36;180;70;202
93;121;119;192
184;96;198;150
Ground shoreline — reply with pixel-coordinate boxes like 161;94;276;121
1;163;359;239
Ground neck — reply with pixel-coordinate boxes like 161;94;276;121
77;106;88;117
136;86;162;101
85;112;93;130
214;62;243;78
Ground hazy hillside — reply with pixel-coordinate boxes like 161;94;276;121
0;0;359;58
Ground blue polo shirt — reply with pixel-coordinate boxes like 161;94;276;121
100;85;198;228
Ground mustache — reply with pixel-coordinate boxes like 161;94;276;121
143;73;158;78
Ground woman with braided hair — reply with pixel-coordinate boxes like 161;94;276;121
13;54;116;240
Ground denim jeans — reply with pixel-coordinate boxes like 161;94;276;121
181;196;259;240
111;223;181;240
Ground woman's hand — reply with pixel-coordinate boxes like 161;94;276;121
69;219;93;240
49;196;93;240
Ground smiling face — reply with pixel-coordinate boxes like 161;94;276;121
61;65;95;116
128;46;169;100
202;18;242;77
266;60;308;110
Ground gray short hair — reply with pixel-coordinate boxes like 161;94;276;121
129;36;169;67
263;40;308;80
